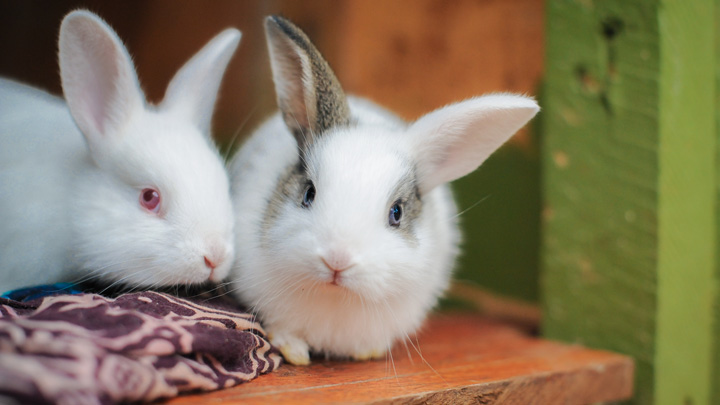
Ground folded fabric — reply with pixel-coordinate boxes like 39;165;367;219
0;291;282;404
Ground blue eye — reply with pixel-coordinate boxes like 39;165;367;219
302;182;316;208
389;202;402;227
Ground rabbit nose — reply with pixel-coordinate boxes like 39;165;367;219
204;253;226;281
203;238;229;280
204;256;219;281
320;250;353;273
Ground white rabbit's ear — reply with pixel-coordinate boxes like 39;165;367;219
410;94;539;194
59;10;144;150
161;28;241;135
264;15;350;152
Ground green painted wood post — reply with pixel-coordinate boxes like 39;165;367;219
541;1;718;404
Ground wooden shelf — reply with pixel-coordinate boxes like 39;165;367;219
166;314;633;404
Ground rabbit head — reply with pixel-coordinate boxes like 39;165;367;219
59;11;240;287
257;15;539;302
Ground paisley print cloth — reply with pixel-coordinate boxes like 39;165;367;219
0;291;282;404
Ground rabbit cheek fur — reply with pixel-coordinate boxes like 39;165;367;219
0;10;240;291
229;15;539;365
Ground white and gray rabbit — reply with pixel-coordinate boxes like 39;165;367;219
228;15;539;365
0;10;240;292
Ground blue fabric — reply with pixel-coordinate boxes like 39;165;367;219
1;282;83;302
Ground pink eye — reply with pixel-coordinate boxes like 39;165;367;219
140;188;161;213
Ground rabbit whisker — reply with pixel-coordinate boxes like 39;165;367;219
224;103;259;161
450;194;491;220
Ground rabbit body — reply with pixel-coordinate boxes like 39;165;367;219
0;80;85;288
229;99;460;364
228;16;539;365
0;11;240;292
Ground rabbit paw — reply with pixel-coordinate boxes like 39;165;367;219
352;347;387;361
270;332;310;365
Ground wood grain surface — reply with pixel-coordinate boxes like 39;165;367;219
165;314;633;404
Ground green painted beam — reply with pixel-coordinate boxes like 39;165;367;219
656;1;716;403
715;1;720;402
541;0;718;404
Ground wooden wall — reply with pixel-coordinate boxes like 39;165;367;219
0;1;545;303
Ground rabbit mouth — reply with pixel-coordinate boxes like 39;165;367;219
320;257;354;287
321;269;342;287
318;271;349;291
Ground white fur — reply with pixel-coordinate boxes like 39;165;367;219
229;93;538;363
0;11;240;291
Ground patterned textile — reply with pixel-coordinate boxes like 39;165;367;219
0;291;282;404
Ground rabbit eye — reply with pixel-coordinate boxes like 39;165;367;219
302;182;316;208
140;188;161;214
389;201;402;227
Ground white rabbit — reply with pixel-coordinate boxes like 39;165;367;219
0;10;240;292
228;15;539;365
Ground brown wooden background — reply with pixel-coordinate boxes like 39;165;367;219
0;0;545;304
0;0;543;144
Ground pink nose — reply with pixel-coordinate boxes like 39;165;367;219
320;249;353;273
322;257;345;273
203;236;231;281
204;250;226;281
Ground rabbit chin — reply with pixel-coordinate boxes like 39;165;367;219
259;275;435;361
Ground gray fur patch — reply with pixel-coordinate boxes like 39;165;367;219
260;160;306;248
387;168;423;245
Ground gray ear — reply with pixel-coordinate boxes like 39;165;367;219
264;15;350;151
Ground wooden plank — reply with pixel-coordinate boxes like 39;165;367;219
166;315;633;404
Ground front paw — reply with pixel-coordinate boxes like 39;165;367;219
269;331;310;365
352;347;387;361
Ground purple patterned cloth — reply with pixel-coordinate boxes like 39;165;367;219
0;291;282;404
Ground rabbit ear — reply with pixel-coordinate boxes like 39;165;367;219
264;15;350;152
161;28;241;135
59;10;144;151
409;94;539;194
